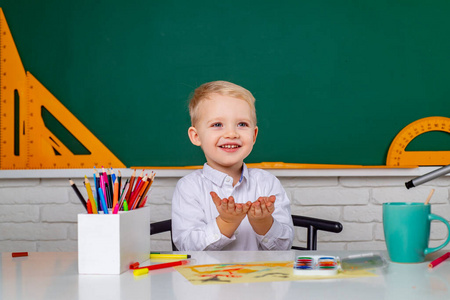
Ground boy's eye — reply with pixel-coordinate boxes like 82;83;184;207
211;123;222;127
238;122;249;127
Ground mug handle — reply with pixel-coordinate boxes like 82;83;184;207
424;214;450;255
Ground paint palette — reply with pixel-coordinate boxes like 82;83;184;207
293;256;339;276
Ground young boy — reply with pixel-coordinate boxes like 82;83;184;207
171;81;294;251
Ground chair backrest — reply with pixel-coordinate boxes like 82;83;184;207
150;215;343;251
150;219;178;251
291;215;343;250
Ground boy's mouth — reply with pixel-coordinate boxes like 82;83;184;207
219;144;240;149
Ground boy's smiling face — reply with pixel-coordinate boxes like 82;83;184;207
188;93;258;176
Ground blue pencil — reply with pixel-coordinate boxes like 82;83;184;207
98;187;109;214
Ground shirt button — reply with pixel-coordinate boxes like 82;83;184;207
226;177;232;183
262;238;268;243
235;230;239;236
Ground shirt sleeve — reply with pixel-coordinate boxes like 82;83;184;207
171;176;236;251
255;175;294;250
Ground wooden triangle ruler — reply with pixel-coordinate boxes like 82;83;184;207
386;116;450;166
0;8;125;169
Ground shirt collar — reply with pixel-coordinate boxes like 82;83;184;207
202;163;248;187
240;163;249;183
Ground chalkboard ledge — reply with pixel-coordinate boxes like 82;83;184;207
0;166;447;179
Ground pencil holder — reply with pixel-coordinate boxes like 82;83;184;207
78;206;150;274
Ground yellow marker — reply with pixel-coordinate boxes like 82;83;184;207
150;253;191;259
133;268;149;276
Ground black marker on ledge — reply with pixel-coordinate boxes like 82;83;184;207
405;164;450;189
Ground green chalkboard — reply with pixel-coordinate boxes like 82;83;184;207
3;0;450;167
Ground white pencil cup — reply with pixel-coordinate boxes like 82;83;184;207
78;206;150;274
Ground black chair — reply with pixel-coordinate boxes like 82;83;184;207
150;215;343;251
290;215;342;250
150;219;178;251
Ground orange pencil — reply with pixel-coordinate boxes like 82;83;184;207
132;179;150;209
144;172;155;194
136;172;155;208
113;177;119;209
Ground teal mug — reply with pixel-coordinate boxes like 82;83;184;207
383;202;450;263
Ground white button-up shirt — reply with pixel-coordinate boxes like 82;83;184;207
172;163;294;251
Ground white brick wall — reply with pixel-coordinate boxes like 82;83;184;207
0;168;449;253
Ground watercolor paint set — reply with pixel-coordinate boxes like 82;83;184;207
293;256;339;276
293;253;386;276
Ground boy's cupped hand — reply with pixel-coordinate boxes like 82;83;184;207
210;192;276;221
210;192;251;224
247;196;276;220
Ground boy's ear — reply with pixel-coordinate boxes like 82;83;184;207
188;126;202;146
253;126;258;144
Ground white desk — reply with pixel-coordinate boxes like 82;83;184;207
2;251;450;300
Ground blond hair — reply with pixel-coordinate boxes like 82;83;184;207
188;81;256;126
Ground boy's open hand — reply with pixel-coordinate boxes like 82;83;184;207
248;196;276;220
210;191;251;238
210;192;251;224
247;195;276;235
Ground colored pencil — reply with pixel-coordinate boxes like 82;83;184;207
139;195;149;208
69;179;87;211
134;169;145;191
134;259;189;275
106;168;114;207
125;169;136;202
84;176;98;214
129;176;146;209
118;170;122;194
137;173;155;208
111;167;116;184
113;177;119;209
86;199;93;214
132;178;149;210
429;252;450;269
425;189;435;205
98;187;109;214
93;168;100;208
118;181;130;211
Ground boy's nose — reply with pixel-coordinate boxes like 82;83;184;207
224;127;239;138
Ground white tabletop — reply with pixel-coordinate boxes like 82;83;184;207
2;250;450;300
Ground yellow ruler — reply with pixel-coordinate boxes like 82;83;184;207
0;8;125;169
386;116;450;166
